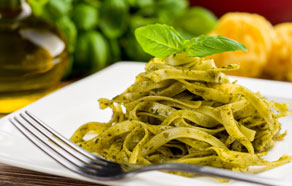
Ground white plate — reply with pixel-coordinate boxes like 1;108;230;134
1;62;292;186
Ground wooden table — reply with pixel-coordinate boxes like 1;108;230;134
0;163;105;186
0;116;105;186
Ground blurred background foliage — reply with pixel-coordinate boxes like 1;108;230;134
28;0;217;77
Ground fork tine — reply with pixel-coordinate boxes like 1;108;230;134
24;111;110;166
9;112;111;178
18;112;104;170
22;111;109;167
10;116;93;174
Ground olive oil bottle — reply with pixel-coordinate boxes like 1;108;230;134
0;0;69;113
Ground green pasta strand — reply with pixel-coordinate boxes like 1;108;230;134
71;56;292;177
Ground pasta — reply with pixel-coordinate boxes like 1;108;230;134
208;12;277;78
264;23;292;81
71;55;292;175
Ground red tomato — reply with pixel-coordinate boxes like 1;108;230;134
189;0;292;24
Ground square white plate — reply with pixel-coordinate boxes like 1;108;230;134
1;62;292;186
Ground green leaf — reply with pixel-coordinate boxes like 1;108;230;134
28;0;49;16
108;39;121;63
83;0;101;8
136;0;154;8
156;0;188;23
134;0;155;17
55;16;77;53
100;0;129;39
135;24;185;58
74;31;110;74
130;15;158;30
45;0;72;19
186;35;248;57
74;32;90;70
72;3;99;31
126;0;136;6
88;31;110;71
173;7;217;36
122;32;151;62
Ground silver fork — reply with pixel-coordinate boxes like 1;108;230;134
9;111;291;186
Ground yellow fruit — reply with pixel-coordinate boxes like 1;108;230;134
264;23;292;81
209;12;277;77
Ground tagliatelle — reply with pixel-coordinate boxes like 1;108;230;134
71;55;292;175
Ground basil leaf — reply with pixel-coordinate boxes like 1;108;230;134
45;0;72;19
156;0;188;23
122;32;151;62
186;35;247;57
135;24;185;58
83;0;101;8
89;31;110;71
130;15;158;30
72;3;99;31
74;31;109;74
108;39;121;62
135;0;156;17
74;32;91;73
55;16;77;53
100;0;129;39
136;0;154;8
28;0;49;16
173;7;217;36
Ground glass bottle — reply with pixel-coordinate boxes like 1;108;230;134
0;0;69;113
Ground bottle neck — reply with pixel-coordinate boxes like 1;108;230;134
0;0;29;19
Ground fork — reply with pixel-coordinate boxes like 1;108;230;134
9;111;291;186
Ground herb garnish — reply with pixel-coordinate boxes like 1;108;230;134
135;24;247;59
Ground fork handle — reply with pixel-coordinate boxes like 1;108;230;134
129;163;290;186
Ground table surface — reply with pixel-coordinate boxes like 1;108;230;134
0;112;105;186
0;163;105;186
